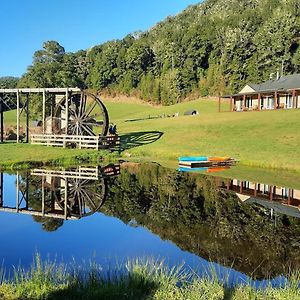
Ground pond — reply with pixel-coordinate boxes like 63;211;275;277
0;162;299;287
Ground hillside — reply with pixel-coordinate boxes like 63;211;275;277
17;0;300;109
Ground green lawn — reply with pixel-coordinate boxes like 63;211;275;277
103;98;300;172
2;97;300;174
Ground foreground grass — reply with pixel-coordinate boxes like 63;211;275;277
0;256;299;300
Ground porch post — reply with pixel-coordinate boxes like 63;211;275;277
274;92;278;110
243;94;246;111
292;89;296;108
218;96;221;112
258;93;261;111
230;96;233;112
270;185;274;201
254;183;257;197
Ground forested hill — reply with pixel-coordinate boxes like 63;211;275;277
19;0;300;105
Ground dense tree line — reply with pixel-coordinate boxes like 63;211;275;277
18;0;300;106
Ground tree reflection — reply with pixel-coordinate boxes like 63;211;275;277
100;163;300;279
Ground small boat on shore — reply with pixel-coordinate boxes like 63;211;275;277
178;156;235;168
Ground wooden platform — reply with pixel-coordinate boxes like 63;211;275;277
31;134;120;150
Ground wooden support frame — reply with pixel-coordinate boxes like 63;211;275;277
0;87;80;144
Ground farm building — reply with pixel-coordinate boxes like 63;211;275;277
220;74;300;112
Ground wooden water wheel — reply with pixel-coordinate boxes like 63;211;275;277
53;91;109;136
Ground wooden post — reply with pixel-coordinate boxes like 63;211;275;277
64;178;68;220
42;89;46;134
65;89;69;134
42;177;45;216
292;89;296;108
26;93;29;143
270;185;274;201
258;93;261;111
16;90;20;143
243;95;246;111
0;172;3;206
218;96;221;112
288;189;292;205
274;92;278;110
254;183;257;197
240;181;243;193
16;172;20;212
230;96;233;112
0;96;3;143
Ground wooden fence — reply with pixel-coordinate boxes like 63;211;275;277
31;134;120;150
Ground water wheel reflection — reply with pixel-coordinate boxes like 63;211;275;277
53;176;107;218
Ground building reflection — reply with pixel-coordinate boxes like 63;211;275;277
0;164;120;220
216;178;300;218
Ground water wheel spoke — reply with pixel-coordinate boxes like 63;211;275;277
81;189;98;210
83;101;97;119
81;124;96;136
83;121;104;127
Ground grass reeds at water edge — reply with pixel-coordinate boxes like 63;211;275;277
1;255;300;299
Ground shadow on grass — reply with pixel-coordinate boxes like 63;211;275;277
120;131;163;150
45;274;160;300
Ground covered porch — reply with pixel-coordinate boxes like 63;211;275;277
218;88;300;112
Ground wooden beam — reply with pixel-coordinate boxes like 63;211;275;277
258;93;261;111
16;90;20;143
243;95;246;111
42;89;46;134
230;96;233;112
26;93;29;143
65;89;69;134
218;96;221;112
0;96;3;143
274;92;278;110
0;87;81;93
254;183;257;197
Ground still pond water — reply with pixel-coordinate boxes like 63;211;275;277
1;162;300;287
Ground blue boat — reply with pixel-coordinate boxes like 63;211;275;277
178;156;208;162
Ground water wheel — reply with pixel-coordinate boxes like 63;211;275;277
54;177;107;218
53;91;109;136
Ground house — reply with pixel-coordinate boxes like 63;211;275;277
219;74;300;112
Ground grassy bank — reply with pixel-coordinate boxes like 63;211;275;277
0;256;299;300
0;143;118;170
2;97;300;172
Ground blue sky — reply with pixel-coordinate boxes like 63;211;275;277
0;0;200;78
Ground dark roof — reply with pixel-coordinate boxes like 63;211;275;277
222;74;300;98
249;74;300;93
